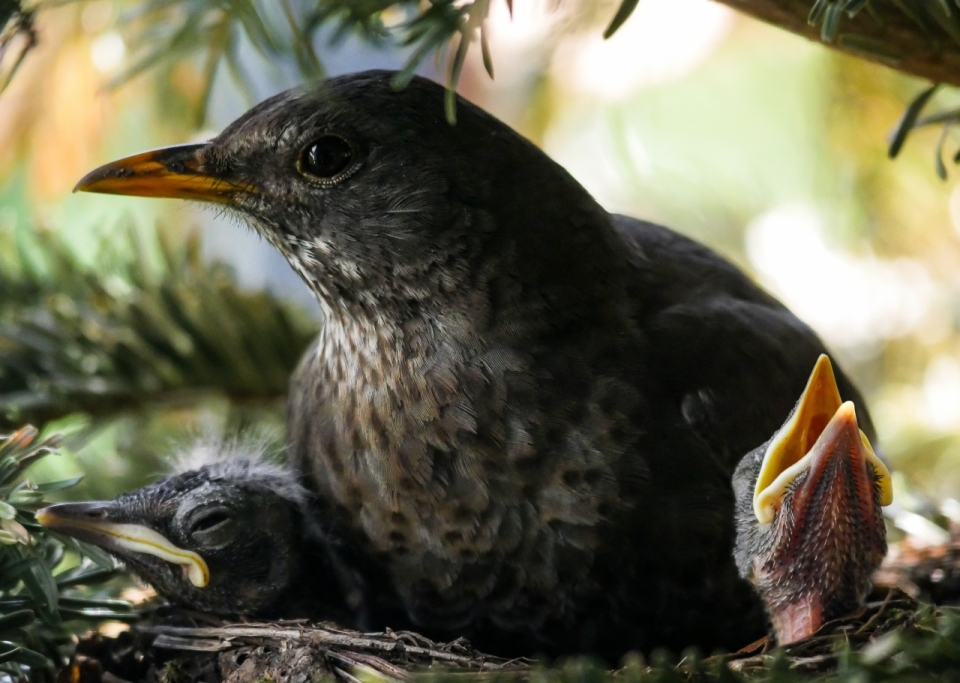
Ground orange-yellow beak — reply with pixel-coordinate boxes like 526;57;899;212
753;354;893;525
74;144;252;203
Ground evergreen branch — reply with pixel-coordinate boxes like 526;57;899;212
6;0;960;173
886;84;960;179
604;0;641;39
9;0;960;180
102;0;960;106
0;425;131;683
0;0;36;94
0;225;318;429
717;1;960;86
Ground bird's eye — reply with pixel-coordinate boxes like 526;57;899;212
188;509;238;548
191;511;231;534
297;136;355;184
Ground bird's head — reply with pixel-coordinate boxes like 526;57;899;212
732;354;893;645
74;71;607;321
36;444;316;615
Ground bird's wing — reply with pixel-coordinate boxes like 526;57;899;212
610;215;874;473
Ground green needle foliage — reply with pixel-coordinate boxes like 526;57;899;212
4;0;960;152
888;83;960;180
0;425;132;683
807;0;960;48
804;1;960;178
111;0;499;124
0;0;656;125
0;225;318;429
0;0;34;93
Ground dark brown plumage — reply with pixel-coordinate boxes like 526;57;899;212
75;70;876;659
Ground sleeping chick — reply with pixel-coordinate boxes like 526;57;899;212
37;438;365;622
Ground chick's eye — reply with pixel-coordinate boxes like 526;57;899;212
298;136;354;182
186;508;239;549
190;511;231;535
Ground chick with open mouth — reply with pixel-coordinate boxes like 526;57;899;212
732;355;893;645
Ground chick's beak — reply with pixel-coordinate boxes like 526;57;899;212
36;502;209;588
786;402;893;525
74;144;251;204
753;354;893;523
753;354;892;525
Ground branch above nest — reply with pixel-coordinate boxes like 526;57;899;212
716;0;960;87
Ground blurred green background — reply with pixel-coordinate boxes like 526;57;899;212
1;0;959;524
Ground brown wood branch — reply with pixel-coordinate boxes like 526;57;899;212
713;0;960;87
139;622;533;671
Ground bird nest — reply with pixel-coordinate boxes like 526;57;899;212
719;590;926;676
60;525;960;683
57;590;933;683
66;616;533;683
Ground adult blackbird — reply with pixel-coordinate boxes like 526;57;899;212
75;70;875;658
732;355;892;645
36;440;362;622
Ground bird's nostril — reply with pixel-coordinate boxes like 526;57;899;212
82;509;108;520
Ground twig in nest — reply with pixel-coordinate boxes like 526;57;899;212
140;621;535;673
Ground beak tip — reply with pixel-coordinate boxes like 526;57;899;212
34;506;54;527
73;167;110;194
72;170;97;194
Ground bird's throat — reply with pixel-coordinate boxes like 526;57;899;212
772;597;824;645
316;311;410;392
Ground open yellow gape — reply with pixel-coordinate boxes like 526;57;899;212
753;355;893;525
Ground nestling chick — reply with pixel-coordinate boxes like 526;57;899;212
36;439;361;621
732;355;894;645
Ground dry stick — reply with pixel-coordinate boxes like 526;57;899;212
856;589;897;635
326;651;412;679
139;624;530;670
332;668;367;683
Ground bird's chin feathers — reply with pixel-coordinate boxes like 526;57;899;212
170;434;309;506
